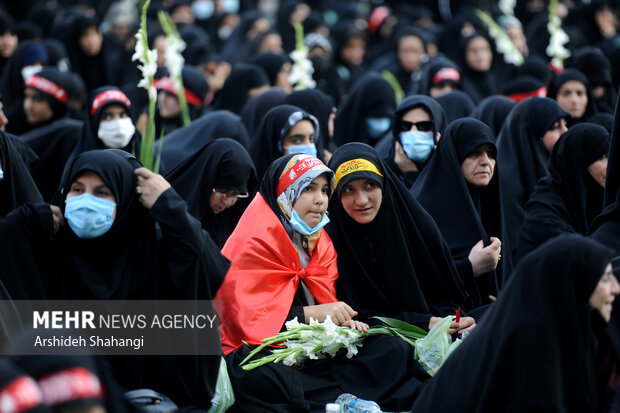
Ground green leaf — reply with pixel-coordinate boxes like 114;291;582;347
371;316;428;336
381;70;404;105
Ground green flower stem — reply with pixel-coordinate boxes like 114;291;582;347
157;11;191;126
294;22;305;52
135;0;160;173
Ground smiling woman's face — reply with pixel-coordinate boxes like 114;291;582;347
340;178;382;224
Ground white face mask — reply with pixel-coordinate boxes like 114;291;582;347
97;118;135;148
21;64;42;82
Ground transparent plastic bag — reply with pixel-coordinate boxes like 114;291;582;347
208;357;235;413
414;316;468;376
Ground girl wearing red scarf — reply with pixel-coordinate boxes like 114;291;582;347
218;154;430;412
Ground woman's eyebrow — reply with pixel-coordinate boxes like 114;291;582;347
288;133;310;138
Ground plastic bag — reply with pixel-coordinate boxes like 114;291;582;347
414;316;468;376
208;357;235;413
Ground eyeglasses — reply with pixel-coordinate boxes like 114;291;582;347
212;189;249;200
397;120;434;133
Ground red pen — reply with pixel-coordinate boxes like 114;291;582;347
455;307;461;323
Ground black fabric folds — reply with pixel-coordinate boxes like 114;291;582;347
470;95;516;137
0;130;42;216
240;87;288;138
158;110;250;174
496;97;569;258
214;63;269;115
517;123;609;259
166;138;258;248
326;143;474;329
434;90;476;124
20;117;82;201
411;118;512;305
411;234;616;413
604;91;620;208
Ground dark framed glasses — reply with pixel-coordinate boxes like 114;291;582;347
397;120;434;133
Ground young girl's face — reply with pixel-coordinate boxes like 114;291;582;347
340;178;382;224
293;174;329;227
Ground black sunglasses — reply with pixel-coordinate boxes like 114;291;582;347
397;120;434;132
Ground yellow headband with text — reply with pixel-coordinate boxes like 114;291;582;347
334;158;383;189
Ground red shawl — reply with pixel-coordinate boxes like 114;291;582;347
216;193;338;355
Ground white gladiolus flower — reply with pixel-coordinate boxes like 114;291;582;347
285;317;300;330
546;0;570;67
133;30;158;96
473;8;524;66
288;38;316;90
239;315;433;372
289;50;306;62
164;36;186;80
499;0;516;16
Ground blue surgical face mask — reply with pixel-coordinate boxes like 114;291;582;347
400;130;435;162
289;209;330;236
284;144;317;158
220;0;239;13
64;193;116;239
192;1;214;20
366;117;391;139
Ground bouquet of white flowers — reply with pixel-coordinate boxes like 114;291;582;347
240;315;466;376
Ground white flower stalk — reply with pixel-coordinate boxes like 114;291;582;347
289;22;315;90
158;11;190;126
132;0;161;172
239;315;429;371
132;1;157;102
475;9;524;66
499;0;516;16
546;0;570;69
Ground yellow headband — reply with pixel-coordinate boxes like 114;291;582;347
334;158;383;189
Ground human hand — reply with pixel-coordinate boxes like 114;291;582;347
456;316;476;336
394;141;418;173
488;295;496;302
342;319;369;332
429;316;460;335
322;148;332;164
50;205;63;235
134;167;171;210
206;62;231;94
468;237;502;276
303;302;358;325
